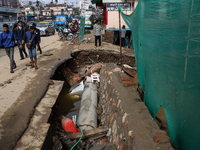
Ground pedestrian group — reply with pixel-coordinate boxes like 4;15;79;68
0;21;42;73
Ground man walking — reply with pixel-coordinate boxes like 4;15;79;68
32;23;42;54
121;25;126;47
22;26;39;70
94;20;102;47
14;20;28;60
0;24;22;73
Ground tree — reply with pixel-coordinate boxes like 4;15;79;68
71;8;80;18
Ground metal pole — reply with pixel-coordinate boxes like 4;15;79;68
36;0;39;20
66;0;68;14
119;10;122;67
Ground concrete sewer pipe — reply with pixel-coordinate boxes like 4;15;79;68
77;82;98;131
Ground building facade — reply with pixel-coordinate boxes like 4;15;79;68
42;3;66;16
0;0;21;20
93;0;138;29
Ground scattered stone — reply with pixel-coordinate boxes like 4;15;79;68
26;63;32;66
49;80;54;85
153;133;170;143
6;80;11;84
22;67;27;71
106;128;111;137
43;53;53;56
113;67;121;72
123;64;134;69
0;83;4;86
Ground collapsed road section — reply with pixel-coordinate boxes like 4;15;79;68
14;49;173;150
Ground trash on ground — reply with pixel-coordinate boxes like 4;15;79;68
61;117;79;133
77;63;102;82
123;64;134;69
66;127;108;140
86;76;92;83
4;79;11;84
91;73;100;83
69;81;84;96
55;131;80;150
78;37;91;44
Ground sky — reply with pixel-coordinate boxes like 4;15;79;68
20;0;93;7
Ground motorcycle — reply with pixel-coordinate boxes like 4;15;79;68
68;24;79;39
58;27;74;41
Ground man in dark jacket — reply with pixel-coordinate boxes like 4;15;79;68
14;20;28;60
22;26;39;70
0;24;22;73
32;23;42;54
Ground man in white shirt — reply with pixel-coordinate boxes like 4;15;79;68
121;25;126;47
93;20;102;47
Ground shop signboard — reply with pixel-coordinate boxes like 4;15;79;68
107;3;132;11
103;0;125;3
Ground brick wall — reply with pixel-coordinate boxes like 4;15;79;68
99;63;174;150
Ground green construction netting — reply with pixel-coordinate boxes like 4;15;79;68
79;17;85;41
119;0;200;149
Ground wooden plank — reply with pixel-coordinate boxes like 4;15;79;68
66;127;108;140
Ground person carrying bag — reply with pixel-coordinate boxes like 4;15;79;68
26;34;34;49
22;26;39;70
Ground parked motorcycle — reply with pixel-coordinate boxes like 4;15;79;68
58;27;74;41
68;24;79;39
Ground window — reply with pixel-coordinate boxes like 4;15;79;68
56;16;66;21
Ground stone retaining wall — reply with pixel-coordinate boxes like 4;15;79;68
99;63;174;150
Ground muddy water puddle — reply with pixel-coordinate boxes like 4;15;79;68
54;82;81;120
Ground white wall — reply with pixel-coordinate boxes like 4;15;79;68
106;0;138;29
107;10;132;29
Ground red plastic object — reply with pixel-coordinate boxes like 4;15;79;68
62;118;79;133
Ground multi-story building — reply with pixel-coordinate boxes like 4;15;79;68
42;3;66;16
0;0;21;20
25;7;35;16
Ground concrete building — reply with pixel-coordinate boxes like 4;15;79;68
92;0;138;47
0;0;21;20
92;0;138;29
25;7;35;16
42;3;66;16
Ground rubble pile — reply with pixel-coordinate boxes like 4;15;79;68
50;63;117;150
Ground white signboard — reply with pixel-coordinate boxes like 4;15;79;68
80;0;90;9
103;0;125;3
